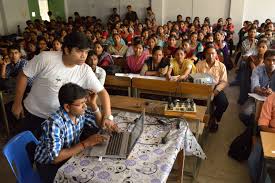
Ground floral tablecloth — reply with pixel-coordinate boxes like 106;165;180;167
54;111;206;183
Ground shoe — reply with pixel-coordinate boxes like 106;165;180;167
209;122;219;133
229;80;240;86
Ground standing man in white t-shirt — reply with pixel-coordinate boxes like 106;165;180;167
12;32;116;137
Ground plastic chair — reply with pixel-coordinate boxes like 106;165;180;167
3;131;42;183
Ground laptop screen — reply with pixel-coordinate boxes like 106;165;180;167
128;112;144;150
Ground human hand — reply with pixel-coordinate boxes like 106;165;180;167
213;89;220;96
170;75;180;81
11;102;25;119
262;88;272;96
83;134;108;147
86;90;97;107
102;119;119;132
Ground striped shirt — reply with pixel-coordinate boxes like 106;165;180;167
34;107;98;164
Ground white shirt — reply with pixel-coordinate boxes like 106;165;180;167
94;66;106;85
23;51;104;119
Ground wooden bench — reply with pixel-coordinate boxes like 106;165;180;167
104;75;132;96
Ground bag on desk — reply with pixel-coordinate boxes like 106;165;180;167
228;126;253;162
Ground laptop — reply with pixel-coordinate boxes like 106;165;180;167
89;111;145;159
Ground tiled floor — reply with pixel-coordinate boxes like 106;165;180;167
0;70;251;183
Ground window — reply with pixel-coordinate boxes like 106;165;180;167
38;0;49;21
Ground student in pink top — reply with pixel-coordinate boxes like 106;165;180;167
126;38;149;73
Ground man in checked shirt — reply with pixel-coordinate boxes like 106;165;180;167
34;83;118;183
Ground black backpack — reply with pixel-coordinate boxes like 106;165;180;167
228;126;253;162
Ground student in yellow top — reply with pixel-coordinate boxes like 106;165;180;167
166;48;196;81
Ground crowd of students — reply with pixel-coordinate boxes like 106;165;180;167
0;4;274;183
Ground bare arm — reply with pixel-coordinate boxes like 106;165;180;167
0;63;7;78
259;125;275;133
166;66;173;80
12;71;28;119
53;134;107;164
179;67;192;81
97;89;111;117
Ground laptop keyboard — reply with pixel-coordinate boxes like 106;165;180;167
106;133;123;155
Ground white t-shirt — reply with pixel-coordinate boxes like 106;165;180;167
23;51;104;119
95;66;106;85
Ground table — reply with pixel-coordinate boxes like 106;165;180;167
54;111;206;183
260;132;275;182
109;95;207;180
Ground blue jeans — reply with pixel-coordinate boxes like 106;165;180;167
248;142;272;183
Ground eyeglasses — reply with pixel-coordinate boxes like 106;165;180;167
70;99;87;107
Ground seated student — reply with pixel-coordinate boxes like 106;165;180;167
26;41;37;60
126;39;149;73
85;51;106;85
94;41;113;68
51;38;62;51
163;35;178;58
166;48;196;81
34;83;118;183
140;46;169;76
146;36;157;56
196;44;228;132
240;50;275;123
248;92;275;183
214;31;230;70
36;37;49;54
264;29;275;48
0;45;28;91
241;27;258;60
181;39;198;61
107;33;128;57
189;32;204;56
156;26;168;47
238;39;269;106
248;39;268;71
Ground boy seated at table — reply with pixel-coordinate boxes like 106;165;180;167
34;83;118;183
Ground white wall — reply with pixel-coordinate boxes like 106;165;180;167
0;0;6;35
163;0;192;23
243;0;275;24
65;0;150;23
162;0;230;24
1;0;30;34
193;0;230;23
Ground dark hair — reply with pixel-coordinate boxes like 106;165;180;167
257;39;268;47
58;83;87;107
203;42;216;53
205;33;214;40
264;49;275;60
53;38;62;44
248;27;257;33
152;46;163;54
168;35;177;40
88;50;97;57
132;37;142;45
175;48;186;54
8;45;20;53
63;32;90;50
147;7;152;11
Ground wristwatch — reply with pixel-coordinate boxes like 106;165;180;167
104;114;114;121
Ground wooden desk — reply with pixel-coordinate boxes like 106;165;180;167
110;95;207;122
261;132;275;159
104;75;132;96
